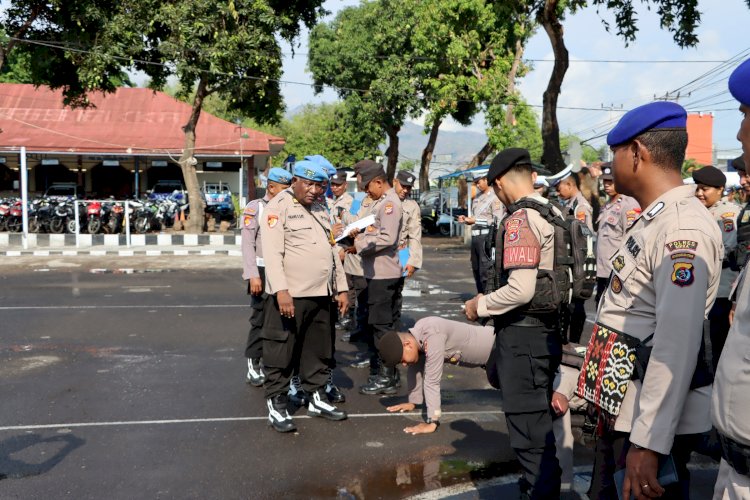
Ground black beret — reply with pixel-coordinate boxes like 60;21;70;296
375;331;403;368
330;171;348;185
600;163;614;180
487;148;531;183
395;170;416;187
732;156;746;172
692;165;726;188
358;162;386;187
353;159;380;173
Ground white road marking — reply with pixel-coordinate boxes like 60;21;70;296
122;285;172;289
0;410;504;432
0;304;247;310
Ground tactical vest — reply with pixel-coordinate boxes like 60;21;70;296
485;199;596;315
737;203;750;269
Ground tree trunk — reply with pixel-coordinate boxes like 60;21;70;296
180;77;208;233
419;119;442;192
0;6;42;72
465;141;494;170
466;39;524;170
540;0;569;173
384;125;400;182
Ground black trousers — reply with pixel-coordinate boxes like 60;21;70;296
495;321;562;498
596;277;610;306
347;273;369;332
261;295;333;399
562;298;587;344
365;277;404;359
244;267;267;360
708;297;732;373
470;234;490;294
589;431;699;499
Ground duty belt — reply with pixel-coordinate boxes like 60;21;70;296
719;433;750;477
472;227;490;236
497;311;557;328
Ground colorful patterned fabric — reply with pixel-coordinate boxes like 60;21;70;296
576;322;639;416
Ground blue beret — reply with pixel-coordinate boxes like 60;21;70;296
607;101;687;146
267;167;292;185
304;155;337;176
293;160;329;182
729;58;750;107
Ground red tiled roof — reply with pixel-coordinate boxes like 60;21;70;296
0;83;284;156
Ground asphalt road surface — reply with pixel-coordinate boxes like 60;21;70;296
0;238;716;499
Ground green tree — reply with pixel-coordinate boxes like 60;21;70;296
84;0;325;232
486;101;543;162
0;1;130;106
308;0;422;181
514;0;702;173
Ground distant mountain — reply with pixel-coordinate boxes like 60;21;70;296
396;121;488;170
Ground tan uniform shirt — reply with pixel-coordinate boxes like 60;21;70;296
354;188;403;280
407;317;495;420
708;199;741;298
241;195;269;280
471;189;505;227
565;191;594;233
592;185;722;454
596;195;641;278
331;192;354;224
399;198;423;269
477;193;558;317
341;195;373;277
261;189;347;297
712;266;750;446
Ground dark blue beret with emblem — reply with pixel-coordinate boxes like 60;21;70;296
487;148;531;183
293;160;329;182
267;167;292;185
396;170;416;187
607;101;687;147
729;58;750;107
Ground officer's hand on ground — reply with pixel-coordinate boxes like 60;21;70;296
463;295;481;321
336;292;349;317
386;402;416;413
551;392;569;416
277;290;295;318
623;448;664;499
403;264;416;278
404;422;438;435
250;277;263;296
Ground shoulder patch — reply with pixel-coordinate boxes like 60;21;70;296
612;255;625;272
243;215;254;227
625;208;641;226
671;251;696;260
267;214;279;228
671;262;695;287
723;218;735;233
611;275;623;293
384;202;394;215
502;210;541;270
243;206;257;216
625;236;641;259
721;212;736;219
742;212;750;223
576;210;586;222
665;240;698;252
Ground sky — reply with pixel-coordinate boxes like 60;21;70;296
278;0;750;158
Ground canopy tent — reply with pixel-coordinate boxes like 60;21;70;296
435;162;552;181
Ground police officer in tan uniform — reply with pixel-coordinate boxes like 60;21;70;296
577;102;722;498
260;161;349;433
352;162;404;395
693;165;741;372
712;57;750;499
328;171;355;331
394;170;423;276
464;148;564;498
596;164;641;304
733;156;750;270
459;172;505;293
376;317;494;434
241;167;292;386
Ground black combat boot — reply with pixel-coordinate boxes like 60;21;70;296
325;372;346;403
266;394;296;433
288;376;309;407
308;388;347;421
359;364;398;395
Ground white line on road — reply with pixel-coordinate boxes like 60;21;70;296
0;410;504;432
0;304;247;310
122;285;172;289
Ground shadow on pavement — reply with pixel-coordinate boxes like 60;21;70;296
0;432;84;480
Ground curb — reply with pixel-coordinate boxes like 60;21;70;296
0;233;241;248
1;249;242;257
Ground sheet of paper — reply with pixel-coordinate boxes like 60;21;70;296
335;214;376;242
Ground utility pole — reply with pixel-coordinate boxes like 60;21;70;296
600;103;623;162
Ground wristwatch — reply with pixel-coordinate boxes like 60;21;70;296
426;418;440;429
